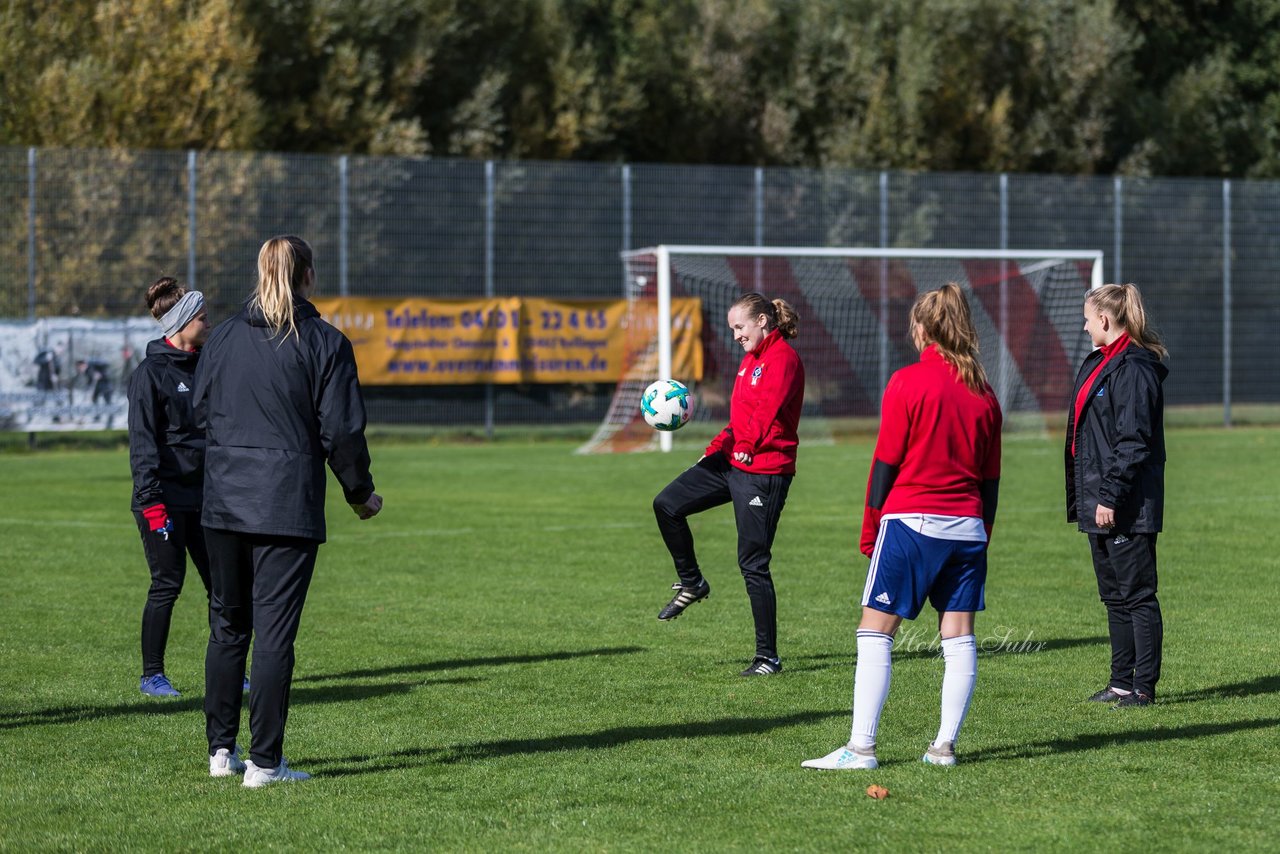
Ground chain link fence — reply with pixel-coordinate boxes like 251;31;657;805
2;146;1275;430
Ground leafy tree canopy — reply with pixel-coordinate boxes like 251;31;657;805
3;0;1279;177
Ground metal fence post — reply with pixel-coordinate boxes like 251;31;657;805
878;170;889;406
1113;176;1123;283
997;173;1011;410
484;160;496;439
187;151;197;291
621;164;632;296
754;166;764;289
28;147;37;320
1223;179;1232;428
339;155;350;297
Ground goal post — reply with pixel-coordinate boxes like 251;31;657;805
577;245;1104;454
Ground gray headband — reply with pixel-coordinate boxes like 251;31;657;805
158;290;205;339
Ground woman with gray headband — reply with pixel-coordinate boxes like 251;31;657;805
127;276;213;699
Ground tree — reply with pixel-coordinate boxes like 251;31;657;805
240;0;451;156
0;0;261;150
1112;0;1280;177
763;0;1135;173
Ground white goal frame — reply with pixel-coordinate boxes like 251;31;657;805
623;245;1103;452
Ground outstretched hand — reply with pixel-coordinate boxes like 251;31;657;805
351;492;383;520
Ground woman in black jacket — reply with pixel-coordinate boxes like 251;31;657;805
1065;283;1168;708
195;235;382;787
127;277;211;698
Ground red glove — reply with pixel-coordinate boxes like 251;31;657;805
142;504;171;538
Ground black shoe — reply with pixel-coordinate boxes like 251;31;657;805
1112;692;1153;708
1088;687;1130;703
658;580;710;621
740;657;782;676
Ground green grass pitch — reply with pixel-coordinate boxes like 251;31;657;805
1;428;1278;850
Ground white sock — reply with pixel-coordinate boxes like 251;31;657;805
936;634;977;746
849;630;894;751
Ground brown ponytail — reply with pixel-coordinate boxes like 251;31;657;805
731;292;800;339
253;235;314;339
1087;283;1168;360
145;276;186;320
909;282;989;394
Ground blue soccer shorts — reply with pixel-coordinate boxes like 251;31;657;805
861;518;987;620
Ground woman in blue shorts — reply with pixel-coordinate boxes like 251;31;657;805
803;282;1002;770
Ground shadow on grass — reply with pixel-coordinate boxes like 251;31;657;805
777;635;1109;673
966;716;1280;763
309;709;848;777
293;645;646;683
1162;674;1280;704
0;676;478;730
1;647;646;730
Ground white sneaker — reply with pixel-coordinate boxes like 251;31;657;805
209;745;247;777
242;757;312;788
922;740;957;766
801;744;878;770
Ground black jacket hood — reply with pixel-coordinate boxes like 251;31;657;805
244;295;321;328
145;337;200;363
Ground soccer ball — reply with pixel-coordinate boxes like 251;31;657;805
641;379;694;431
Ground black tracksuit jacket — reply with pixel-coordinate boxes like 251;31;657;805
193;296;374;543
1064;344;1168;534
127;339;205;511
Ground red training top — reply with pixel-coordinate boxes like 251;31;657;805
860;344;1003;555
705;329;805;475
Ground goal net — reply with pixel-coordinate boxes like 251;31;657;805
577;246;1103;454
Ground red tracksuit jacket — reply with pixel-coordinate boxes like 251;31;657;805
860;344;1002;555
705;330;805;475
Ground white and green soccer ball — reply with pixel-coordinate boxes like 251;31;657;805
641;379;694;431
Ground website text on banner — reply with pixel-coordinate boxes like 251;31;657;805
313;297;703;385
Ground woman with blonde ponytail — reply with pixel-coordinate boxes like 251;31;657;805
252;235;310;339
193;235;382;787
804;282;1002;771
652;292;805;677
1067;283;1168;709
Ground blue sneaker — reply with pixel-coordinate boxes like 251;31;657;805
140;674;180;697
242;677;251;693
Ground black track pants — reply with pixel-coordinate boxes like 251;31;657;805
653;454;792;661
1089;531;1163;698
134;509;211;677
204;527;318;768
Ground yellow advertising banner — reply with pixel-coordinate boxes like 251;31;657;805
312;297;702;385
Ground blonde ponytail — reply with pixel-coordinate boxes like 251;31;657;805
910;282;989;394
1087;283;1168;360
252;235;313;339
730;292;800;339
771;299;799;339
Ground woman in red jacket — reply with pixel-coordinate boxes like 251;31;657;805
652;292;804;676
804;282;1001;770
